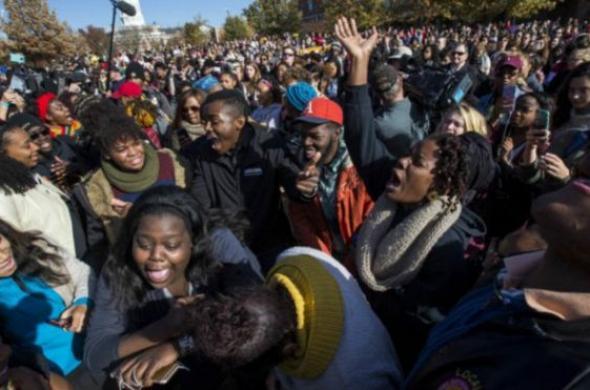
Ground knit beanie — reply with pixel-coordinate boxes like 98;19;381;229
193;75;220;93
267;248;344;379
286;82;317;112
37;92;56;122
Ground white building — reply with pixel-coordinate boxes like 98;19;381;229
115;0;171;52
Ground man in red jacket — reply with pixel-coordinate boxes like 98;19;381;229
288;97;374;271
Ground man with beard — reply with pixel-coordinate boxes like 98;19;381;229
288;97;374;270
186;90;318;271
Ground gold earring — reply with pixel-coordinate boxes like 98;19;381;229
427;191;439;202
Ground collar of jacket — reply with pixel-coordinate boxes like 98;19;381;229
215;124;260;168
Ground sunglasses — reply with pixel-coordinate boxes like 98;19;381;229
184;106;200;113
29;128;50;141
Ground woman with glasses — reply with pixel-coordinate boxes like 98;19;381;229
7;113;89;191
282;47;296;67
164;89;207;151
0;117;86;258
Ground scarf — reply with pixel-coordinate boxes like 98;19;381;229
267;254;344;379
356;194;462;292
101;144;159;193
180;120;206;140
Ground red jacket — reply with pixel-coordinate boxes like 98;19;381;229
288;161;374;272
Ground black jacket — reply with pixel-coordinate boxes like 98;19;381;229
343;84;399;200
407;283;590;390
184;124;302;261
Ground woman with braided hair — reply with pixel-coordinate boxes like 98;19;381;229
335;17;494;370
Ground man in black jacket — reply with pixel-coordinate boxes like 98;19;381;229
185;90;318;270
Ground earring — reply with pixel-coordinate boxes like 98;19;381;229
427;191;439;202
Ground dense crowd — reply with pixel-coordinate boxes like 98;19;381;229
0;13;589;390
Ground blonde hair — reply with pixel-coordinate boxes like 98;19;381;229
457;102;489;137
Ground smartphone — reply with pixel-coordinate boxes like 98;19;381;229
9;53;25;65
501;85;518;109
533;109;551;154
532;109;551;132
7;75;25;94
451;73;474;105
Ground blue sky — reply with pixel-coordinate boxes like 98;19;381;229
40;0;254;29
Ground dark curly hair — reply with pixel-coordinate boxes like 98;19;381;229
429;133;468;205
0;219;69;287
103;185;249;310
190;285;296;370
78;99;145;156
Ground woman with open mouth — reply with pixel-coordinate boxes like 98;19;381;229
74;99;188;270
0;117;86;259
84;185;262;389
335;17;496;371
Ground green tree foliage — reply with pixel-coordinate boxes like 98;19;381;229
324;0;387;30
183;16;210;46
243;0;302;36
223;16;252;41
386;0;562;23
506;0;562;18
79;25;110;56
1;0;78;65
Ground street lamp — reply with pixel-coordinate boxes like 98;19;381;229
106;0;136;90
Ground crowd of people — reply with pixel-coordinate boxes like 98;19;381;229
0;12;589;389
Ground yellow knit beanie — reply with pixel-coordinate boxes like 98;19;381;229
267;254;345;379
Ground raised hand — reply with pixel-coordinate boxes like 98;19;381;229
334;17;379;61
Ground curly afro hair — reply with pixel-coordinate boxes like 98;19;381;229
189;286;296;370
78;99;144;155
429;133;468;204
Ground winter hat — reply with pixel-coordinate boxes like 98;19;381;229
37;92;56;122
286;82;317;112
125;62;146;81
112;81;143;99
192;75;220;93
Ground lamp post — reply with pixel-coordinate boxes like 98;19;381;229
106;0;136;91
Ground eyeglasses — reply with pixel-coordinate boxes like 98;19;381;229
183;106;200;113
29;128;50;141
